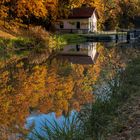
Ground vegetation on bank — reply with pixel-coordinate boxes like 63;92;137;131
0;24;88;52
107;57;140;140
0;34;85;53
0;1;140;139
27;52;140;140
0;26;68;52
58;34;87;44
80;53;140;140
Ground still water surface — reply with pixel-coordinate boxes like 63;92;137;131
0;41;138;139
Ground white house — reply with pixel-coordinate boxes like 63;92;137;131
55;7;98;33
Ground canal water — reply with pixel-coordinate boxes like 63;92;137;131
0;41;139;139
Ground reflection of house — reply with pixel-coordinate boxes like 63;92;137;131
133;16;140;29
58;42;98;65
128;16;140;38
55;7;98;33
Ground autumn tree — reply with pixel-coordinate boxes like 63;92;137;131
44;0;58;29
15;0;47;26
105;0;139;29
114;0;140;28
0;0;10;26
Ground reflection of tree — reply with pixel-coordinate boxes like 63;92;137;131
43;59;94;117
0;43;139;138
0;51;94;138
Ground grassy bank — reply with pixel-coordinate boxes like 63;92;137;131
0;22;86;51
0;26;68;52
107;57;140;140
80;56;140;140
79;56;140;140
57;34;87;44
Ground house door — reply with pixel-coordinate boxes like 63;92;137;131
77;22;80;29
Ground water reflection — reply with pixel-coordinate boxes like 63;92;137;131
0;43;97;139
59;42;98;64
0;41;139;139
26;111;77;139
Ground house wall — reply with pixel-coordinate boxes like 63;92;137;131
89;12;97;32
55;11;98;33
55;19;89;33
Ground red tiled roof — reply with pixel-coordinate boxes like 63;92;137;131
68;7;95;19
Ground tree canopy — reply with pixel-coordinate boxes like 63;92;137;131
0;0;140;29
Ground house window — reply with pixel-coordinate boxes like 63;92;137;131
60;22;64;29
76;44;80;51
76;22;80;29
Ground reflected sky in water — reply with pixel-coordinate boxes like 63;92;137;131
26;111;77;139
0;42;99;139
26;42;98;138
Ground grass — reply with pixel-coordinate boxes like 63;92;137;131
0;37;37;50
57;34;87;44
0;22;86;50
48;35;67;50
0;38;34;61
0;26;67;52
79;56;140;140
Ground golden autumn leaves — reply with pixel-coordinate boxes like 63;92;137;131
0;50;94;138
0;0;140;29
0;42;139;138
